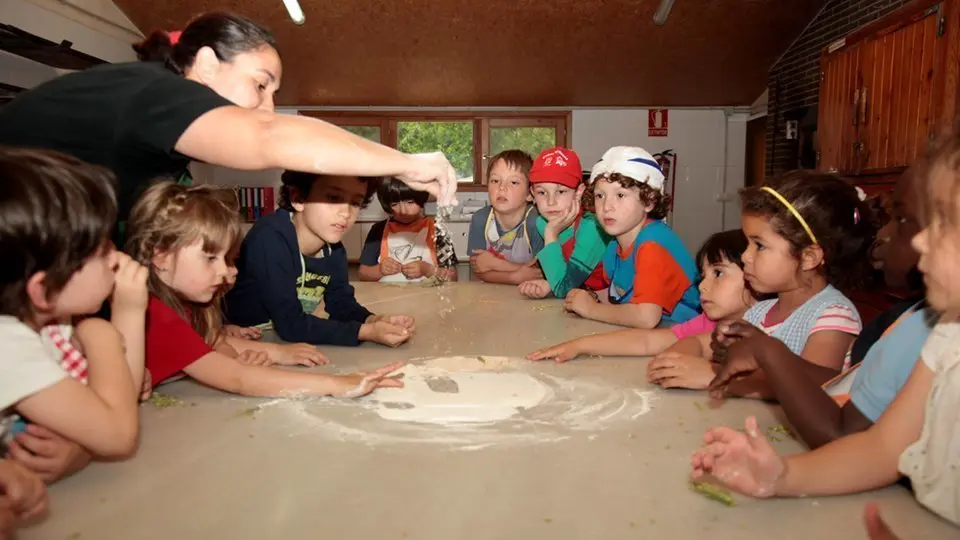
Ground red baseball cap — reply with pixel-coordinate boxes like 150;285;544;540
529;148;583;189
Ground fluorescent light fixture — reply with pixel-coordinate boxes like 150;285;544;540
282;0;306;24
653;0;676;26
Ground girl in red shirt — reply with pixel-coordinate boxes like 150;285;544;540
125;181;403;398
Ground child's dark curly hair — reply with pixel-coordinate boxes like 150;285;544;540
585;173;671;219
278;171;378;211
739;171;878;289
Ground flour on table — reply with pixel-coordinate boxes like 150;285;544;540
258;355;659;451
370;356;549;424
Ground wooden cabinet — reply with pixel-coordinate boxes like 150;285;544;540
817;0;960;176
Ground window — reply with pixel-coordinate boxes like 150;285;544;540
396;121;475;183
342;125;381;143
299;112;570;190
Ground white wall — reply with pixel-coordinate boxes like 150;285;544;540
572;109;746;251
0;0;140;65
199;108;749;252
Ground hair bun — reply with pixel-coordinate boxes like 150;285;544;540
132;30;175;63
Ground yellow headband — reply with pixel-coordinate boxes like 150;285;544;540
760;186;818;245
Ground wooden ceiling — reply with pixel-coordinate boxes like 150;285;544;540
113;0;826;107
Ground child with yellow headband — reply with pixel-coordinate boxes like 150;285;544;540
712;171;876;398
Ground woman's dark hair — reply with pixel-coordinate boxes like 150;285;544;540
696;229;748;270
278;171;379;211
133;12;277;75
585;172;672;219
377;178;430;215
0;147;117;320
740;170;878;289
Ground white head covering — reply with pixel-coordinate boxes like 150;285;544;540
588;146;666;192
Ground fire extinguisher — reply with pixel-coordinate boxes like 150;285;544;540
653;149;677;223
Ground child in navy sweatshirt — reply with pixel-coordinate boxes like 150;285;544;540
225;172;415;347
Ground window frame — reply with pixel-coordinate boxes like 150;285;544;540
298;111;571;191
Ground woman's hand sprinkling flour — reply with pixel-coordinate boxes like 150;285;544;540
396;152;459;207
690;416;785;498
337;361;407;398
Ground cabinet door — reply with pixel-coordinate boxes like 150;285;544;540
341;225;363;261
818;44;865;173
860;4;945;172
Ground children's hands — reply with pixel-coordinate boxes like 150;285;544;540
370;315;417;333
518;279;551;299
402;261;434;280
470;249;500;274
5;425;90;484
222;325;262;340
360;321;413;347
864;503;903;540
527;339;582;363
708;321;783;399
334;361;406;398
0;459;48;522
380;258;403;276
564;289;598;317
110;252;149;315
544;197;580;238
690;416;785;498
271;343;330;367
647;352;716;389
236;349;273;366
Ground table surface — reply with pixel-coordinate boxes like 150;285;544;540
24;282;957;540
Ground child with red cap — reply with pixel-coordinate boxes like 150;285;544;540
518;148;612;299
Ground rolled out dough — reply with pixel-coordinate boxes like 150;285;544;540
370;356;548;424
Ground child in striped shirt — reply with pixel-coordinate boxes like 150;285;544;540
713;171;877;398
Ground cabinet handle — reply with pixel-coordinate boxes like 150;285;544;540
852;88;860;127
859;87;868;126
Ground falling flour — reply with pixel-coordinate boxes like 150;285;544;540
247;356;659;451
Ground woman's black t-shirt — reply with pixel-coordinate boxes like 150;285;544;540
0;62;232;221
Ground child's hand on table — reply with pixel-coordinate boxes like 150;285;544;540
269;343;330;367
527;339;583;363
518;279;551;299
690;415;785;498
380;258;403;276
222;325;262;340
335;361;407;398
470;250;500;273
0;459;48;524
563;289;598;317
864;503;903;540
647;352;716;389
6;425;91;485
708;321;783;399
360;320;413;347
402;261;433;280
235;349;273;366
369;315;416;333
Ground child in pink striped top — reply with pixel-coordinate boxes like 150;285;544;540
529;230;758;388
